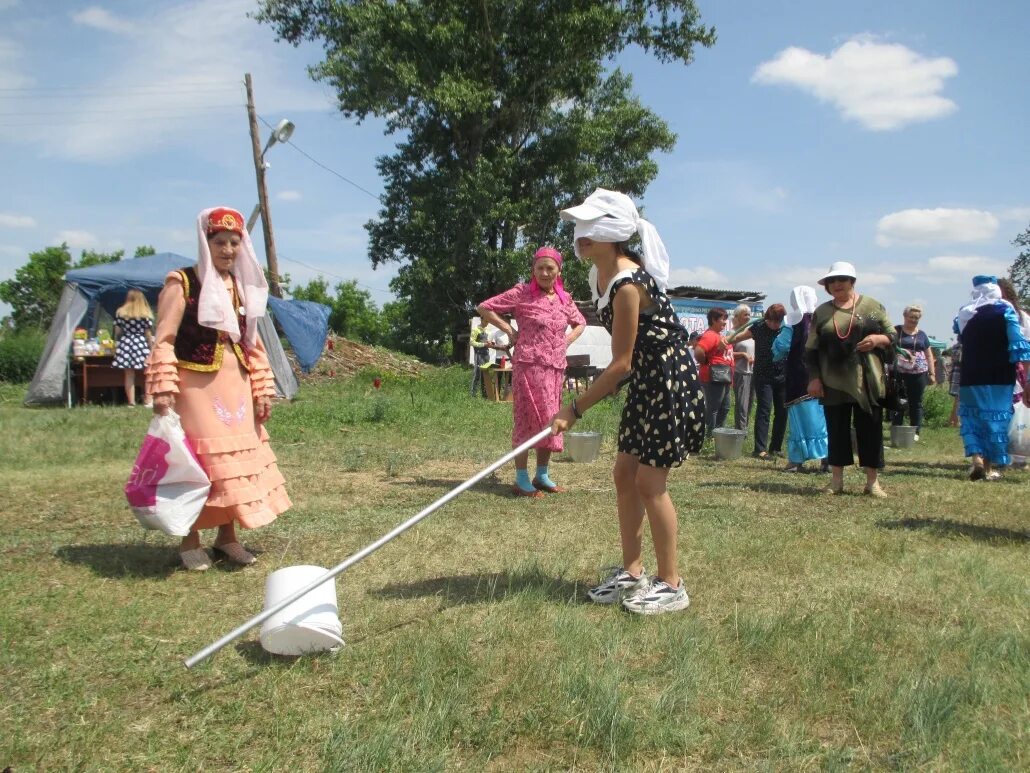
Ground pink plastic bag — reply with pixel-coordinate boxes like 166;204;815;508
125;410;211;536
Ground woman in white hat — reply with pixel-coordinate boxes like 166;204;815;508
805;262;897;496
550;188;704;615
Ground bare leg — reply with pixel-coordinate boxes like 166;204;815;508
123;369;136;405
635;464;680;587
514;450;529;471
864;467;878;487
613;453;646;576
179;530;201;551
213;522;238;547
830;464;844;491
535;449;552;468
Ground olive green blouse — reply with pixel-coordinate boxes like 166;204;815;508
804;295;897;412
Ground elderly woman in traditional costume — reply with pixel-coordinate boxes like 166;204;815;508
551;189;705;615
953;275;1030;480
148;207;291;570
477;247;587;496
805;262;896;497
772;286;827;472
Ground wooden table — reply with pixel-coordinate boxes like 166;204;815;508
72;355;144;405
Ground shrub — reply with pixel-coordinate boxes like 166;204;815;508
922;384;954;429
0;329;46;383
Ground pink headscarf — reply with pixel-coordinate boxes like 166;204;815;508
528;246;571;304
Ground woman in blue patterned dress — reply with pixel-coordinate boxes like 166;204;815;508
112;289;154;406
551;189;704;616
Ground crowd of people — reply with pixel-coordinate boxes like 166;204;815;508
134;197;1028;621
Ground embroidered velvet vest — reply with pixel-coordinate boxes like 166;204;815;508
173;266;251;372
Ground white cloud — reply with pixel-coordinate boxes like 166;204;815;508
277;190;302;202
0;0;332;161
998;207;1030;223
0;212;35;228
668;266;729;288
72;7;135;35
55;230;99;250
926;255;1009;276
753;35;958;131
876;208;998;246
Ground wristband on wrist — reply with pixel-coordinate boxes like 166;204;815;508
571;399;583;419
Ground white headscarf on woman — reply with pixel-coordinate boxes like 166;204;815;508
196;206;268;347
784;285;819;327
956;275;1010;334
559;188;671;296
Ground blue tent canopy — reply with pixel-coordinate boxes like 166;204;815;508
65;252;194;324
267;296;330;373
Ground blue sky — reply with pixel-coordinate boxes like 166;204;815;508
2;0;1027;341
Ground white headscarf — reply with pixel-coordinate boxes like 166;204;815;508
560;188;671;293
956;275;1009;334
196;207;268;347
784;285;818;327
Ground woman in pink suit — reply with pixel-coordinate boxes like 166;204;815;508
477;247;587;496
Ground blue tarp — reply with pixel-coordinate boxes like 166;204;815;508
66;252;195;320
268;296;330;373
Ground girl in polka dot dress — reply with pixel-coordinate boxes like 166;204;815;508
551;189;704;615
113;289;155;406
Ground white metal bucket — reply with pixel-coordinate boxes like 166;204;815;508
259;565;344;656
713;428;746;460
890;425;917;449
565;432;602;463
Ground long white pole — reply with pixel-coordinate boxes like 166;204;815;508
185;426;554;668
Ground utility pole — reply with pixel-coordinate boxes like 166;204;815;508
245;72;283;298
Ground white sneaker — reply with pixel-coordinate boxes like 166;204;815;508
622;577;690;615
914;433;920;442
587;566;649;605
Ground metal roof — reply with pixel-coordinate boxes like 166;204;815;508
667;285;766;303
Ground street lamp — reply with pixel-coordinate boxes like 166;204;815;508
247;118;295;232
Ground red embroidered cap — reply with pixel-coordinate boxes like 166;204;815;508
206;207;245;236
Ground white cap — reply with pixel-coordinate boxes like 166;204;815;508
560;188;638;223
817;261;857;286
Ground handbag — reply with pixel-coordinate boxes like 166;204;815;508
125;410;211;536
881;365;908;413
709;363;732;384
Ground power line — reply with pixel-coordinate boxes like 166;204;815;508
257;114;384;203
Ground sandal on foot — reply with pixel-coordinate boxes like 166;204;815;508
824;482;844;495
512;485;543;498
180;547;212;571
212;542;256;565
532;477;564;493
969;463;986;481
864;482;888;498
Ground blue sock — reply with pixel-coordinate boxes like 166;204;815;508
515;468;534;492
535;466;558;489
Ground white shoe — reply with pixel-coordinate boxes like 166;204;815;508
622;577;690;615
586;566;648;605
914;433;920;442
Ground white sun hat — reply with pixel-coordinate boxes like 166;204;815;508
817;261;858;286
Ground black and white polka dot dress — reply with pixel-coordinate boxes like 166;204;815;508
597;268;705;467
112;315;152;370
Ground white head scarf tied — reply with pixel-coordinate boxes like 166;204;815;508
196;207;268;347
956;275;1008;334
784;285;818;327
560;188;671;293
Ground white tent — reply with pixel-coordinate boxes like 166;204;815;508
25;252;298;406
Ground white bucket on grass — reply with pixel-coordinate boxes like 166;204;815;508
565;432;602;463
259;565;344;656
713;428;746;460
890;425;917;449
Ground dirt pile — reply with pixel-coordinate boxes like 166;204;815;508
289;335;427;380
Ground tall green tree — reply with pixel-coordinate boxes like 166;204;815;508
1010;223;1030;306
258;0;715;358
291;276;385;344
0;244;161;331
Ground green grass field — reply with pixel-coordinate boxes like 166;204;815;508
1;368;1026;771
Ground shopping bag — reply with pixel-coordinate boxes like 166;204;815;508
1009;401;1030;458
125;410;211;536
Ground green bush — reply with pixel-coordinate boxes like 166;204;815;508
0;329;46;383
922;384;954;429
